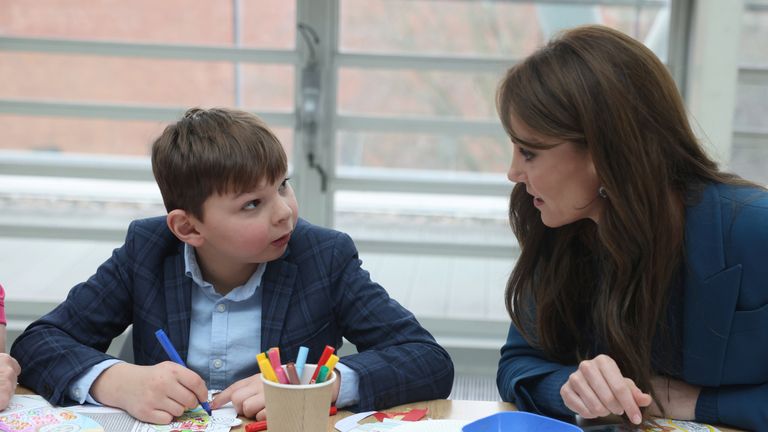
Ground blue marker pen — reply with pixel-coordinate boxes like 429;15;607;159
295;346;309;382
154;329;212;416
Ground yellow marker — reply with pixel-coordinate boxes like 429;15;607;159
256;352;268;363
324;354;339;373
258;356;278;382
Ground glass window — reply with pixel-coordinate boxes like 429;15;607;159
0;0;295;49
336;131;510;175
337;69;499;120
339;0;669;58
731;1;768;185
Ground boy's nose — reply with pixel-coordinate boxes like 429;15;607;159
274;197;293;224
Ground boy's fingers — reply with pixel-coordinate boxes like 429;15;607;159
211;388;233;409
211;378;250;408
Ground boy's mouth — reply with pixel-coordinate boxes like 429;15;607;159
271;232;291;247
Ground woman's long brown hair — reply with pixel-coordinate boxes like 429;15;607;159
497;25;754;402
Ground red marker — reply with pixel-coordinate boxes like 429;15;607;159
310;345;335;383
244;406;338;432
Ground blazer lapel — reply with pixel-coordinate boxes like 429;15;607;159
682;184;742;386
163;243;194;362
260;256;298;351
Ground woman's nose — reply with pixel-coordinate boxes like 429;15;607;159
507;151;525;183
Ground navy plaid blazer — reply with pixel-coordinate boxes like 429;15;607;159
12;217;454;411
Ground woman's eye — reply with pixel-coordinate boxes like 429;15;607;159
519;147;536;161
243;200;261;210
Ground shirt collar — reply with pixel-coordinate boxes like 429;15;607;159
183;243;266;302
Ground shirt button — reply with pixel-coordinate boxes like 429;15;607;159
213;359;223;369
216;303;226;313
73;389;81;398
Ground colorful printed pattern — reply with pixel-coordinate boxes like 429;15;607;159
0;405;104;432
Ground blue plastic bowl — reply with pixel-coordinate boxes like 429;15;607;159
462;412;582;432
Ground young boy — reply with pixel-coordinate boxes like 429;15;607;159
1;283;21;410
11;108;454;424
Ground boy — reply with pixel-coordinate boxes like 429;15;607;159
11;108;454;424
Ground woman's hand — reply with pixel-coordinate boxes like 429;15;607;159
646;376;700;421
560;354;652;424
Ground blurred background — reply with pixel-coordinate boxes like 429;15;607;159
1;0;766;400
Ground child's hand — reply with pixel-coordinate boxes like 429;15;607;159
211;370;342;420
91;361;209;424
210;374;267;420
0;353;21;410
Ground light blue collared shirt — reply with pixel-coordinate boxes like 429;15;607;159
71;243;359;407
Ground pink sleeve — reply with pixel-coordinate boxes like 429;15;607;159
0;283;6;325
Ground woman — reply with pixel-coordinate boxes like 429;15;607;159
1;283;21;410
495;25;768;430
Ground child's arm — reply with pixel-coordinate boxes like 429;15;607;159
325;231;454;410
10;219;153;406
90;361;209;424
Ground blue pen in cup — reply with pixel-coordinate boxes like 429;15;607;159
154;329;213;416
295;346;309;381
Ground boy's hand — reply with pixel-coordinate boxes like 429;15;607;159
91;361;209;424
211;374;267;420
560;354;652;425
211;372;342;419
0;353;21;410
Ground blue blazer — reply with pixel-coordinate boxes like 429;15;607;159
497;183;768;430
12;217;454;411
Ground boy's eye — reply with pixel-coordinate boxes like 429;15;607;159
243;199;261;210
279;177;291;191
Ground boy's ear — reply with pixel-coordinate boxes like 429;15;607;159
166;209;204;247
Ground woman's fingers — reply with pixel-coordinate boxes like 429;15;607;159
560;355;648;425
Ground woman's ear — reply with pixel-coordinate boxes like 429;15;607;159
166;209;204;247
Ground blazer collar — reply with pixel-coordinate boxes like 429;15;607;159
163;241;194;361
684;183;727;280
260;254;298;350
682;183;742;386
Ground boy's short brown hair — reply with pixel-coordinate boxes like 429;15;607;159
151;107;287;220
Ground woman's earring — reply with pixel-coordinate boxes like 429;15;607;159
598;186;608;199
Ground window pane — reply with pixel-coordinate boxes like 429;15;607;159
741;4;768;66
0;116;166;155
0;0;296;49
340;0;669;58
338;68;499;120
334;191;512;247
734;82;768;132
336;131;510;174
731;135;768;186
0;115;294;160
0;52;293;111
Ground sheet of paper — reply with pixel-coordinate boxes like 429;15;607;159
3;394;239;432
0;394;104;432
341;419;468;432
639;419;722;432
